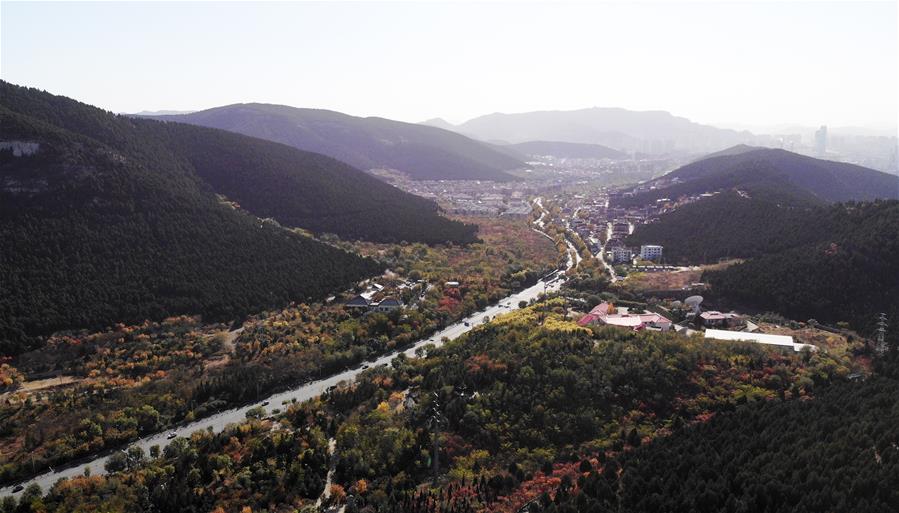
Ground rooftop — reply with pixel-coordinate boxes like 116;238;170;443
704;329;816;352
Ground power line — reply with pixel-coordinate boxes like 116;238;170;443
875;312;888;355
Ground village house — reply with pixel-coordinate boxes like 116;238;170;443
374;297;403;312
345;295;404;313
345;295;371;310
699;311;743;328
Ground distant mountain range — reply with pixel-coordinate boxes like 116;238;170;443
618;146;899;208
130;109;196;116
420;117;456;131
504;140;628;160
0;82;478;353
425;107;758;154
146;105;522;181
715;122;898;138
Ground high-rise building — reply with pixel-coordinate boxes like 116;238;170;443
610;246;633;263
640;245;663;261
814;125;828;155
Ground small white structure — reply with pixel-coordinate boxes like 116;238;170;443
640;245;663;261
704;329;816;352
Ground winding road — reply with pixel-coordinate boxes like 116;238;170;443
1;202;571;499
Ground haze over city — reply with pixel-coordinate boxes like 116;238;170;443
2;1;897;131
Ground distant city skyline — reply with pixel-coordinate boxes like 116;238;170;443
2;1;896;132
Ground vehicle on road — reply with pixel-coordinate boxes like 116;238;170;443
262;401;270;406
12;485;23;493
166;432;177;440
464;321;470;326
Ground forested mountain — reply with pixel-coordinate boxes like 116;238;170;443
4;83;478;245
705;200;899;342
506;140;628;159
536;378;899;513
618;147;899;207
2;82;445;353
629;196;899;340
626;192;821;262
449;107;756;153
147;104;522;181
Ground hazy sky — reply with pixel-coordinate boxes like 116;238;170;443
2;1;897;130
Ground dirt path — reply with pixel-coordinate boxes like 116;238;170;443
315;438;345;512
219;326;244;353
0;375;84;400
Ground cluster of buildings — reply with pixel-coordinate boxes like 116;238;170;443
556;193;666;266
607;244;664;264
577;302;814;352
342;278;410;314
441;190;532;218
577;302;671;331
524;154;685;185
368;172;539;218
577;299;746;334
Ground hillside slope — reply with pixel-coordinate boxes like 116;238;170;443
3;83;497;352
150;104;522;181
628;193;899;339
539;378;899;513
705;200;899;340
0;99;382;354
626;192;821;262
619;147;899;207
3;83;477;245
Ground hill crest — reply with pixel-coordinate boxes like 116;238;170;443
147;104;523;181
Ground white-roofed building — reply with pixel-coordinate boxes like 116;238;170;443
704;329;817;352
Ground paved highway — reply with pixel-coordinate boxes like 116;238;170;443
1;209;570;499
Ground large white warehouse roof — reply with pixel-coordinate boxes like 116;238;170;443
704;329;817;352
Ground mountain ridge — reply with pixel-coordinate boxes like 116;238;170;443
618;146;899;207
147;104;523;181
443;106;757;153
0;82;480;353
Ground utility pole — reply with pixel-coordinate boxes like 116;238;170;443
428;387;467;488
875;313;888;355
428;392;445;487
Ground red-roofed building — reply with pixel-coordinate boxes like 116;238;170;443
578;302;672;331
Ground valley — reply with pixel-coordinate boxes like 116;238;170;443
3;134;895;510
1;7;898;508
